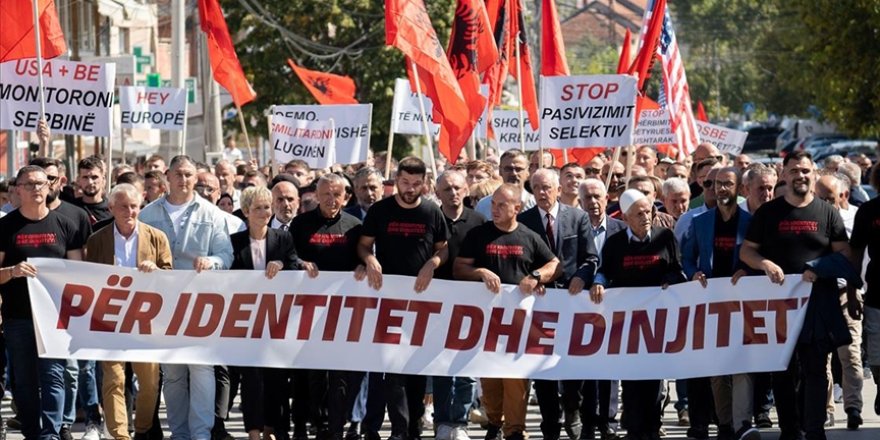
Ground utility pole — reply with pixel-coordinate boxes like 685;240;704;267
172;0;186;155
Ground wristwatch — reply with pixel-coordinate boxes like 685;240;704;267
530;270;541;280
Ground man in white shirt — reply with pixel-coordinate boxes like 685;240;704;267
476;150;535;219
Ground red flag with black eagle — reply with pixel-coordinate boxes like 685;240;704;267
0;0;67;62
287;59;358;105
508;0;539;130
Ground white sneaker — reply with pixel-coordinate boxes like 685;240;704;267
833;383;843;403
824;411;834;428
81;423;102;440
435;424;453;440
451;426;471;440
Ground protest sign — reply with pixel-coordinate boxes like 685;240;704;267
272;104;371;165
30;259;809;380
633;108;675;145
696;121;748;155
119;86;187;131
491;110;540;151
0;59;116;136
540;75;637;149
391;78;488;138
270;115;336;169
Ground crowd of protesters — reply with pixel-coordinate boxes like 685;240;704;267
0;122;879;440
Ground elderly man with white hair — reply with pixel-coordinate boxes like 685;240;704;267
590;189;686;440
661;178;690;220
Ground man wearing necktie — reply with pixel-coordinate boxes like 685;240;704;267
518;169;601;440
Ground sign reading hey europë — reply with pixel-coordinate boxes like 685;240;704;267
272;104;371;165
0;59;116;136
119;86;186;131
29;259;810;380
540;74;637;149
270;115;336;169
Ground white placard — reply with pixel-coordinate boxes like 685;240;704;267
696;121;748;155
272;104;371;165
633;108;675;145
490;110;540;151
119;86;186;131
30;259;809;380
0;59;116;136
540;74;637;148
391;78;488;138
270;115;336;169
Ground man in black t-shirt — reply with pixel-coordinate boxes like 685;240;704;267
0;165;84;440
681;168;757;440
740;151;851;440
431;170;485;440
849;163;880;417
358;157;450;440
74;155;112;224
455;184;560;440
291;173;363;440
30;157;92;248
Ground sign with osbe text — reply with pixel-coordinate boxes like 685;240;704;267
540;74;637;149
695;121;748;155
0;59;116;136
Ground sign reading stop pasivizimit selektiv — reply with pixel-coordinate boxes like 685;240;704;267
696;121;748;155
0;59;116;136
270;115;336;169
491;109;540;152
119;86;186;131
540;74;637;149
272;104;371;165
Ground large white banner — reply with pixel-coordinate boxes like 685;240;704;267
633;108;675;145
0;59;116;136
540;74;637;149
272;104;371;165
491;110;540;152
391;78;488;139
119;86;186;131
270;116;336;169
29;259;811;380
696;121;748;155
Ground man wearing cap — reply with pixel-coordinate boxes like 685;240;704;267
590;189;686;440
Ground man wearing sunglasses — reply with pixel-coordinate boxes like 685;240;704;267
674;160;723;243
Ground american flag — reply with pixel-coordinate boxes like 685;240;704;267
634;0;700;158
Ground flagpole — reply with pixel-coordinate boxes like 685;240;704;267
624;144;635;182
236;104;255;163
410;60;438;178
515;35;526;153
120;128;126;164
180;99;189;157
384;117;395;180
266;109;275;176
31;0;49;156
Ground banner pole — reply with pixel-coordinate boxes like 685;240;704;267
236;104;255;163
410;60;438;178
120;128;126;165
180;97;189;157
605;147;621;190
515;32;526;153
328;117;336;169
31;0;49;157
624;144;635;182
384;115;395;180
266;109;275;176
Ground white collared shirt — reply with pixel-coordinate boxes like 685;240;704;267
113;222;139;268
537;203;561;234
591;216;609;253
626;227;651;243
271;216;292;231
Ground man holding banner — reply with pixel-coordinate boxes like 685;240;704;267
358;157;449;440
0;165;84;440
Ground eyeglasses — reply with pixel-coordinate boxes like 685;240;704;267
46;175;58;182
19;180;49;191
584;168;601;175
502;166;527;174
702;180;714;189
711;155;725;162
194;185;216;194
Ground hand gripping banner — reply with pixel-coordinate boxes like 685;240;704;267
28;259;811;380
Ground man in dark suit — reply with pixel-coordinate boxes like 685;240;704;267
577;178;626;440
345;167;384;221
518;169;601;440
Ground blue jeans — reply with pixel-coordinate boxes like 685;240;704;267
63;360;102;425
162;363;215;440
431;376;475;426
4;319;66;440
674;379;688;411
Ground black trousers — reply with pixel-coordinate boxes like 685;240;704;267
232;367;265;432
214;365;232;432
362;373;386;435
328;371;366;435
773;344;829;439
752;372;773;416
685;377;714;429
384;373;426;438
621;380;662;437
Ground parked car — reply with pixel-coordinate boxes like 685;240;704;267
812;140;878;162
743;125;783;153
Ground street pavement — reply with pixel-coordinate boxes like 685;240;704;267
3;379;877;440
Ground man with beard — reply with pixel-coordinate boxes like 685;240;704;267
675;161;723;243
681;168;756;440
475;150;535;220
30;157;92;248
271;178;300;230
739;151;852;440
74;156;112;224
358;157;449;440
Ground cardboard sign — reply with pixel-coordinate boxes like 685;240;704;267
696;121;748;155
633;108;675;145
391;78;488;138
540;75;637;148
491;110;540;151
272;104;371;165
119;86;187;131
0;59;116;136
270;115;336;169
